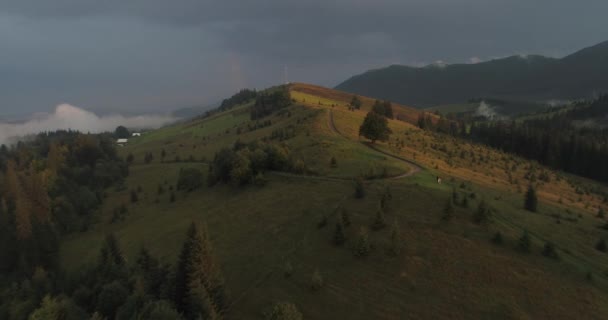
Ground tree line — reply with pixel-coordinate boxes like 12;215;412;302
417;95;608;183
0;131;128;279
0;222;226;320
469;97;608;183
250;86;292;120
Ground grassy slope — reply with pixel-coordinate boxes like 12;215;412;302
60;83;608;319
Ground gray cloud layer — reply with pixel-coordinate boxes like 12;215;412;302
1;0;608;116
0;104;177;145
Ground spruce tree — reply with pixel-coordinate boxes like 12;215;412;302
542;242;559;259
372;208;387;230
595;239;607;252
442;198;454;221
354;178;365;199
380;191;390;213
354;228;371;258
491;232;503;245
340;208;351;227
473;200;491;225
330;157;338;168
350;95;362;110
524;185;538;212
311;269;324;291
174;222;226;319
333;221;346;246
99;233;125;268
388;219;402;256
518;230;531;253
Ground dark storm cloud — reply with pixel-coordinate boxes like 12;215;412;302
1;0;607;115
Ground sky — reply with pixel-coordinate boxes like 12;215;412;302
1;0;608;117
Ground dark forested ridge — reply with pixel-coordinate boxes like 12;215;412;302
417;95;608;183
336;40;608;108
469;96;608;183
250;86;292;120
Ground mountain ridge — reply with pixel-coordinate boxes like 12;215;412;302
336;40;608;108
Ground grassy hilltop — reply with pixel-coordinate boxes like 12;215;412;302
59;83;608;319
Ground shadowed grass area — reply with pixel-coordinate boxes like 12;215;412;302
59;83;608;319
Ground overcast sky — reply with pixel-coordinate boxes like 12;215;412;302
1;0;607;116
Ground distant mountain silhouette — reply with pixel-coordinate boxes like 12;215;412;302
336;41;608;108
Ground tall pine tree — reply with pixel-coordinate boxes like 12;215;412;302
175;222;226;319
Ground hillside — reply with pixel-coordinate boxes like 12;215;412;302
4;83;608;319
336;40;608;109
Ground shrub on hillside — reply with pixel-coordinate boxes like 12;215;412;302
333;221;346;246
518;230;531;253
265;302;303;320
542;242;559;259
442;198;454;221
491;232;503;245
595;239;607;252
311;269;324;291
354;178;365;199
372;208;387;230
354;228;371;258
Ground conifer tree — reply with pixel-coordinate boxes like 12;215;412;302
524;185;538;212
174;222;226;319
442;198;454;221
354;178;365;199
372;208;387;230
542;242;559;259
340;208;351;227
518;230;531;253
388;219;402;256
99;233;125;268
473;200;491;224
333;220;346;246
595;239;607;252
311;269;324;291
354;228;371;258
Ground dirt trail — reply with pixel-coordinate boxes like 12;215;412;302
327;109;423;179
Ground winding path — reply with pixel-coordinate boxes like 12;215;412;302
327;109;423;179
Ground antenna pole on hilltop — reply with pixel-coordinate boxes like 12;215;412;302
284;65;289;85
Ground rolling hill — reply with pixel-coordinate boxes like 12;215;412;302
48;83;608;319
336;40;608;109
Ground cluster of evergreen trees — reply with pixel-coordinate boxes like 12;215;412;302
469;105;608;183
0;222;226;320
218;89;257;112
250;87;292;120
417;96;608;183
371;100;394;119
202;89;258;119
0;131;128;278
207;140;308;186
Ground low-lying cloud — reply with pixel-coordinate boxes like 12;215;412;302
474;101;506;120
0;103;177;145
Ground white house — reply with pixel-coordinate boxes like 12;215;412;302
117;138;128;146
132;132;141;137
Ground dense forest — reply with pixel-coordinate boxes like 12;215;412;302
0;131;128;277
469;96;608;183
418;95;608;183
250;87;292;120
201;88;258;119
0;132;228;319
